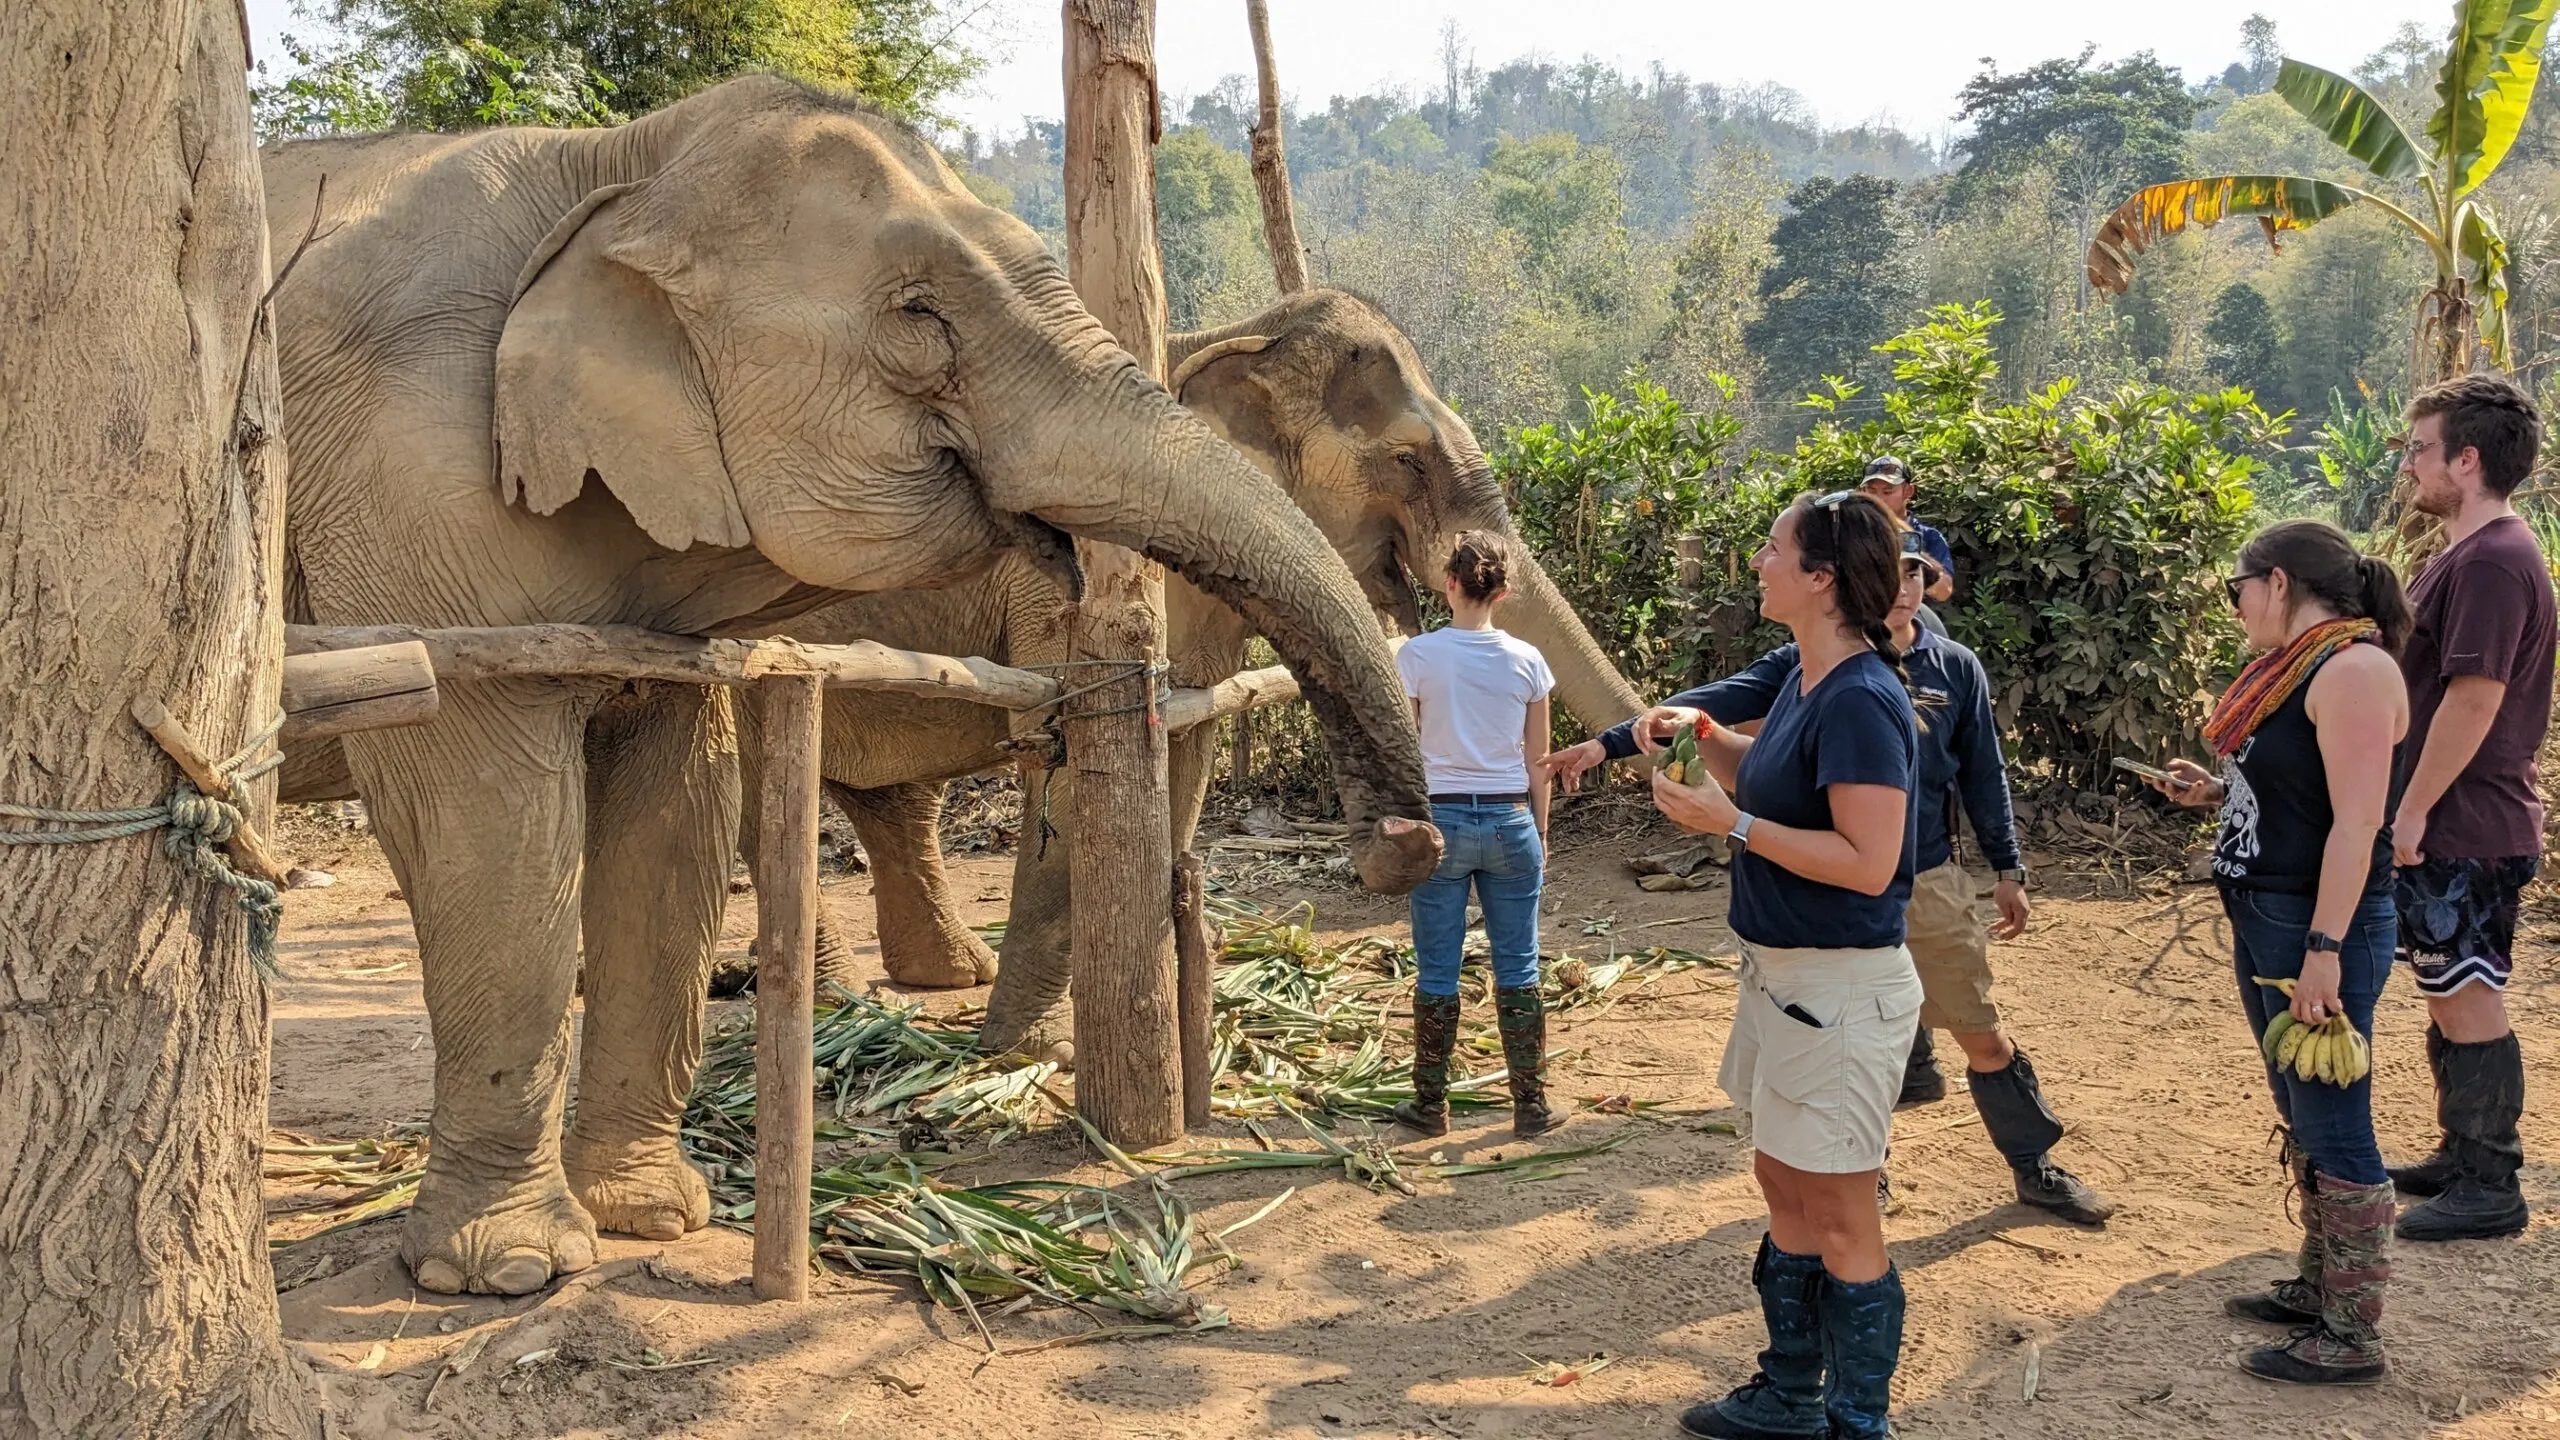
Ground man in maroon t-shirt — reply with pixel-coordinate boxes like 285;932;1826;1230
2387;373;2556;1243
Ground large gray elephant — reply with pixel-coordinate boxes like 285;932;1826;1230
265;78;1440;1296
736;289;1646;1051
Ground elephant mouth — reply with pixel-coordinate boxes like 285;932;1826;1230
992;510;1085;604
1362;527;1425;637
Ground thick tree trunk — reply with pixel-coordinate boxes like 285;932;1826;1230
0;0;317;1434
1245;0;1308;294
1062;0;1183;1146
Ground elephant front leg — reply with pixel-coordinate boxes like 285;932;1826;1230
562;683;734;1244
978;766;1077;1056
351;680;599;1296
836;779;998;989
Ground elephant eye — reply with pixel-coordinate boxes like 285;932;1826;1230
899;293;940;319
1393;451;1426;477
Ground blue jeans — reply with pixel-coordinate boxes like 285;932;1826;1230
2221;885;2395;1184
1410;801;1543;997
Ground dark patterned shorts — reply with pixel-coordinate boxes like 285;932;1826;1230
2394;854;2540;996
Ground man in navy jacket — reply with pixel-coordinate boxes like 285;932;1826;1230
1545;533;2113;1225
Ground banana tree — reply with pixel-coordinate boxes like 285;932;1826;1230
2085;0;2559;387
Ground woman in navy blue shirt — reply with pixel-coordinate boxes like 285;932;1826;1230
1636;492;1920;1440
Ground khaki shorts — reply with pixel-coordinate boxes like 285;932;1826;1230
1907;860;2000;1033
1717;942;1923;1173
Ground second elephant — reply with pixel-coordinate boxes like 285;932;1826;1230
749;288;1644;1053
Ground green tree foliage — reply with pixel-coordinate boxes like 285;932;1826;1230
1154;128;1272;330
1954;47;2197;206
2202;281;2284;396
1747;175;1920;412
255;0;983;139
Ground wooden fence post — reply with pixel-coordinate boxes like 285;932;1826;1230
751;673;822;1301
1063;0;1184;1148
1173;852;1213;1129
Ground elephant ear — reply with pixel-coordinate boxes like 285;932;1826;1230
493;184;751;551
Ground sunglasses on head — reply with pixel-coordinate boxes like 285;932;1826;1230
1812;489;1857;511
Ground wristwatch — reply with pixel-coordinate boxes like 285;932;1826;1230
1995;867;2029;885
2305;930;2344;954
1727;812;1756;851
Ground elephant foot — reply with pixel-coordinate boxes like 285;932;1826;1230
563;1130;712;1243
814;907;864;995
880;918;999;990
401;1161;598;1296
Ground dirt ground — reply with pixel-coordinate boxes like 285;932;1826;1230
267;806;2560;1440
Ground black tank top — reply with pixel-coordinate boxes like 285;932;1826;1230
2211;647;2403;894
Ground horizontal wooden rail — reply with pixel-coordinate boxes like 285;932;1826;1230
286;623;1058;711
283;623;1391;736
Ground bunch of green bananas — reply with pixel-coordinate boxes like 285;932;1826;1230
2255;977;2372;1086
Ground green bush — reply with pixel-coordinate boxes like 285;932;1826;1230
1497;302;2275;789
1790;303;2273;786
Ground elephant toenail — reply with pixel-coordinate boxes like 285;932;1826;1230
486;1250;555;1295
555;1230;598;1274
412;1258;467;1294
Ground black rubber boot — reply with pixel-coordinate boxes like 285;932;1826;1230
1677;1235;1829;1439
2388;1024;2460;1199
1897;1026;1946;1106
1495;985;1561;1137
1389;991;1461;1137
2229;1135;2322;1325
1818;1265;1905;1439
1969;1049;2116;1225
2398;1032;2529;1242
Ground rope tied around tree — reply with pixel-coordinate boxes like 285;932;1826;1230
0;714;288;977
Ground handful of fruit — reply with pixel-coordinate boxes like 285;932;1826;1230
2254;977;2371;1086
1653;714;1714;786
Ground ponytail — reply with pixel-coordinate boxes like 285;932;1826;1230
2355;554;2415;655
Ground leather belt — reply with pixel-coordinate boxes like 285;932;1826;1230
1428;792;1531;805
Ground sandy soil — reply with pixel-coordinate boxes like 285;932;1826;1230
265;810;2560;1439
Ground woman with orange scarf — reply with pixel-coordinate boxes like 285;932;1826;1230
2149;520;2410;1386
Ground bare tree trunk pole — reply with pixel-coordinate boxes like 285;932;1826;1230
1172;853;1213;1130
0;1;320;1433
751;675;822;1302
1063;0;1183;1147
1246;0;1309;294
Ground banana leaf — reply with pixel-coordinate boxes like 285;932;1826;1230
2274;59;2425;183
2431;0;2560;196
2087;176;2368;294
2458;198;2515;364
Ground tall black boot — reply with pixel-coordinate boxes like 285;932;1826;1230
1897;1026;1946;1106
2398;1032;2529;1242
1390;991;1461;1137
2388;1024;2459;1198
1968;1049;2116;1225
1818;1266;1906;1440
1677;1235;1828;1439
1495;985;1561;1137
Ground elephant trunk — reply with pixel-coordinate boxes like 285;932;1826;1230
976;333;1439;895
1486;539;1648;735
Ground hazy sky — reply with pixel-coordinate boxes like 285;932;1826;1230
243;0;2439;142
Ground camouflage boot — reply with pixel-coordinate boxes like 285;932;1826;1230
1390;991;1462;1136
1495;985;1560;1138
2227;1133;2321;1325
2242;1171;2390;1385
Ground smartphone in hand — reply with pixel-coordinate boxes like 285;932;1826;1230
2110;756;2177;785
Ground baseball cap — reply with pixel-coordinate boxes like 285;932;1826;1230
1862;456;1911;484
1898;528;1943;583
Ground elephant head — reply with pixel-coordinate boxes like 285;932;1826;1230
1166;290;1645;732
487;80;1438;890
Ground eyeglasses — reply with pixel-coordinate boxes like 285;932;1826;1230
2223;570;2267;607
2397;437;2442;463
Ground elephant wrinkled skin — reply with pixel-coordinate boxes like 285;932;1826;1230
736;290;1646;1050
266;80;1438;1295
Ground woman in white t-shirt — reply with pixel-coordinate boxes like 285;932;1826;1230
1390;531;1559;1139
